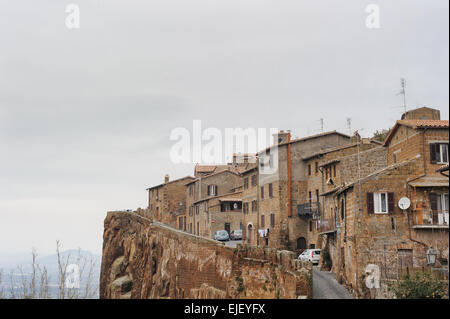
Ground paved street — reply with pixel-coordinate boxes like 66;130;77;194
224;240;242;248
313;268;354;299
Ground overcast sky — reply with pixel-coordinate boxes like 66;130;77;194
0;0;448;257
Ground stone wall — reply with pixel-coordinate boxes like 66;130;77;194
100;210;313;299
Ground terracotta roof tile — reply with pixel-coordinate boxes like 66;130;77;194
397;119;449;129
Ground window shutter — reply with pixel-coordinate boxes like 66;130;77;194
388;192;395;213
430;143;437;163
367;193;374;215
429;193;438;211
214;185;218;195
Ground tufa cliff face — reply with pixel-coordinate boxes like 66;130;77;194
100;210;312;299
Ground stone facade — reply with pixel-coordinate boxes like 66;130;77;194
147;175;194;228
100;211;313;299
318;114;449;298
185;169;243;236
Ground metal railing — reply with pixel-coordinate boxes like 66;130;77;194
297;202;320;218
413;210;449;226
318;218;337;233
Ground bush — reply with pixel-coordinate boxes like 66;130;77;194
390;271;448;299
322;248;332;269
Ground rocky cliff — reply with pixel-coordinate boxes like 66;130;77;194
100;210;312;299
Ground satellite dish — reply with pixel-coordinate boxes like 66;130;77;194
398;197;411;210
233;203;238;209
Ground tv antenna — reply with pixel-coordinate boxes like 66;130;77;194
398;78;407;117
346;118;352;135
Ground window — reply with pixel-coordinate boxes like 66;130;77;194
196;205;199;215
251;175;257;186
393;153;397;164
340;198;345;220
270;213;275;228
325;167;328;179
430;143;449;164
261;215;265;228
315;189;319;202
269;183;273;197
333;165;336;177
309;221;312;232
309;191;312;203
315;162;319;173
243;202;249;214
308;164;311;176
189;185;194;197
261;186;264;199
367;192;394;214
430;193;449;225
189;206;193;216
252;200;258;212
244;177;249;190
208;185;217;196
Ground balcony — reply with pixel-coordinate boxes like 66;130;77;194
318;218;337;234
297;202;320;219
412;210;449;229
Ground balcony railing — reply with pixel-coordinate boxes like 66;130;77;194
318;218;337;233
297;202;320;218
413;210;449;227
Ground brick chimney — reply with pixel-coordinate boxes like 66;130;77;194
164;174;169;183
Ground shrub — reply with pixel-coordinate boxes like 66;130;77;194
390;271;448;299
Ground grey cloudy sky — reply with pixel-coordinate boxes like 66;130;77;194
0;0;448;256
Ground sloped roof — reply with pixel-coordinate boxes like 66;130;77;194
258;130;350;154
384;119;449;146
146;175;195;190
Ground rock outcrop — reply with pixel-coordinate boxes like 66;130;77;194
100;210;312;299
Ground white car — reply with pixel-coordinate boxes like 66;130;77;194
298;249;321;265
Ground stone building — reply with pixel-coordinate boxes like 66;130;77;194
254;130;353;250
184;169;243;236
193;191;243;239
318;107;449;298
300;137;383;250
147;175;195;228
241;164;259;246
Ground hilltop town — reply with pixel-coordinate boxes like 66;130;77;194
101;106;449;299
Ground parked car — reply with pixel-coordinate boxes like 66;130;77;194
213;230;230;241
230;229;242;240
298;249;321;265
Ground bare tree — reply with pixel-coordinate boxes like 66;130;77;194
1;240;98;299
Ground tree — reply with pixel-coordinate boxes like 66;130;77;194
0;241;98;299
372;129;391;143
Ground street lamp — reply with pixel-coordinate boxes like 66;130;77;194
426;246;438;266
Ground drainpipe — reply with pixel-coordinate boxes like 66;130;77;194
405;129;428;248
287;134;292;218
257;155;260;247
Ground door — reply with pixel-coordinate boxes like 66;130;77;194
225;223;231;235
297;237;306;250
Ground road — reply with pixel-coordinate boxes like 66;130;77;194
224;240;242;248
313;268;354;299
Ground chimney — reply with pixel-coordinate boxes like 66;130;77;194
164;174;169;183
272;130;291;145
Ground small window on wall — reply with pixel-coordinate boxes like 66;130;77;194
308;164;312;176
367;192;395;214
430;143;449;164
